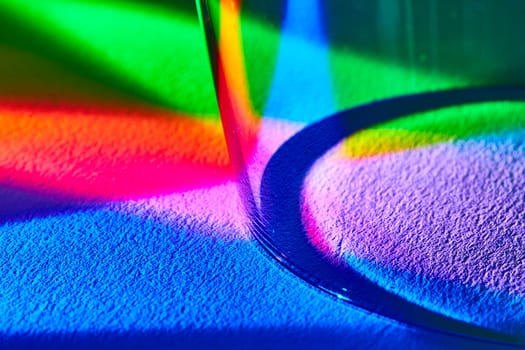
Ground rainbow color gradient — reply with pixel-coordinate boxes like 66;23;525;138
1;0;525;348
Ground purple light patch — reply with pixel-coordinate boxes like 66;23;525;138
302;131;525;330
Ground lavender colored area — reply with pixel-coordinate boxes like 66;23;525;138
303;129;525;334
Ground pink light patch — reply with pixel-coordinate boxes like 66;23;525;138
120;117;307;242
0;103;232;200
117;180;250;241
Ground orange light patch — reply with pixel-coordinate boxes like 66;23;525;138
218;0;254;122
0;103;232;200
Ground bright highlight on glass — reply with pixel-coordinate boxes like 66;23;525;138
197;0;525;345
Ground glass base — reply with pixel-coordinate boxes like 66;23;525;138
256;86;525;346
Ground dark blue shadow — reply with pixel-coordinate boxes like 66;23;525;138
257;86;525;346
0;325;515;350
0;185;98;224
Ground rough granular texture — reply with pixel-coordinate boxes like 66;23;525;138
304;130;525;335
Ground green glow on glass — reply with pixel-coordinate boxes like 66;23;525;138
328;47;525;156
1;0;218;117
343;101;525;158
241;16;281;116
330;47;466;109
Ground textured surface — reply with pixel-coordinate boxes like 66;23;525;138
1;1;524;349
305;124;525;335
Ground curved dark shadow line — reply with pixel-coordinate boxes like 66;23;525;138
258;86;525;347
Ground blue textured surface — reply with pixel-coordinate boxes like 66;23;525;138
264;0;334;122
1;1;524;349
0;198;512;350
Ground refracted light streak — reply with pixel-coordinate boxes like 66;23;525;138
264;0;335;122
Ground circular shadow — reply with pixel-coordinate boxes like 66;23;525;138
257;86;525;346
